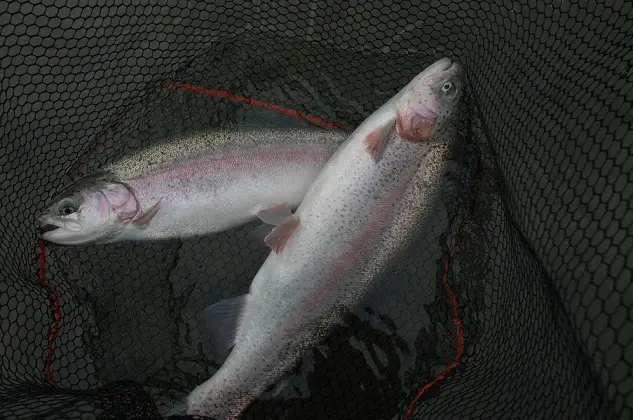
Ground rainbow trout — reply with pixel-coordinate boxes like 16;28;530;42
36;127;347;245
186;57;466;418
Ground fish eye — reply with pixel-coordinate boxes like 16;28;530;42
58;199;78;216
442;82;455;94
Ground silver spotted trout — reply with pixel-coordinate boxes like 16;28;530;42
37;127;347;245
186;57;466;418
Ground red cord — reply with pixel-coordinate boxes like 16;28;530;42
38;238;61;386
165;82;343;131
403;194;477;418
403;258;465;419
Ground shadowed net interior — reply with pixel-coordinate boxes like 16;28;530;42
0;1;631;419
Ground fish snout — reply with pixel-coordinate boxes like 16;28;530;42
36;215;61;233
418;57;463;86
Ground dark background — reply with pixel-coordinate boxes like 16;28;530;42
0;0;631;419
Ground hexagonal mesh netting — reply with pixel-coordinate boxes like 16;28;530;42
0;1;631;419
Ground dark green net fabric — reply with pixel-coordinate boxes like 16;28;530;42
0;1;630;419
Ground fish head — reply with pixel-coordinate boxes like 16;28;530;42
395;57;464;142
37;173;140;245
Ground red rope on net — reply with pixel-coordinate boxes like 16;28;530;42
38;238;61;386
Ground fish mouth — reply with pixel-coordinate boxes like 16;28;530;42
446;60;462;75
39;224;60;233
435;57;453;73
37;215;62;234
421;58;462;84
425;58;452;77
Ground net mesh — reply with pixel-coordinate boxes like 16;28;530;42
0;0;631;419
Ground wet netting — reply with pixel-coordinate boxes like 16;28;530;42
0;1;631;419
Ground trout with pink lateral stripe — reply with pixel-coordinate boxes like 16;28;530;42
36;127;347;245
186;57;465;418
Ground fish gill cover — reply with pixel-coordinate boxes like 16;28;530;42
0;1;630;420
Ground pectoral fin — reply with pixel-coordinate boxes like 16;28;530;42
132;198;162;227
264;215;300;254
364;118;396;160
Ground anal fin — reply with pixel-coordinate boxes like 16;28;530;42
200;294;251;357
253;202;293;226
